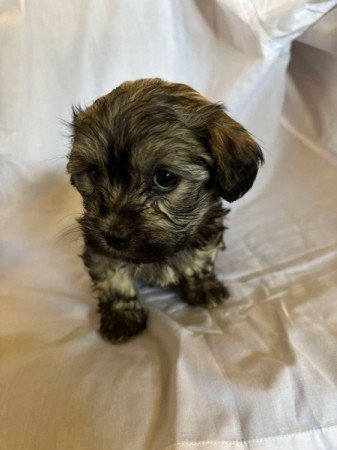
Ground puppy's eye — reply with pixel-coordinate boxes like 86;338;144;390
88;166;101;182
153;170;178;191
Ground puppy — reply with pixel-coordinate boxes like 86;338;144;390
67;78;263;343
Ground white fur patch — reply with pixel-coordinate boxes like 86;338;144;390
94;267;135;298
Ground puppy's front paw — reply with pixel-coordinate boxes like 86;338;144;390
181;275;229;309
98;299;147;344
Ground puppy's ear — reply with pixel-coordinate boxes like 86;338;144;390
67;105;84;178
70;105;84;133
71;104;83;120
192;104;264;202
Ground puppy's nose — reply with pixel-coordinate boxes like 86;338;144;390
105;232;131;250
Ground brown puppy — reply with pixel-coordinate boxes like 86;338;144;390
67;78;263;343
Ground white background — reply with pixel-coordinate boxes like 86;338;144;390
1;1;337;449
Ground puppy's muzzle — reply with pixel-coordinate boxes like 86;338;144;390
105;232;131;250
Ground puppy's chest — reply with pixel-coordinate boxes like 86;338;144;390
133;244;221;287
134;262;179;287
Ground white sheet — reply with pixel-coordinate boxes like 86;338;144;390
1;1;337;449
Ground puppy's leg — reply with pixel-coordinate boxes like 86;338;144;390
179;247;229;308
83;249;147;343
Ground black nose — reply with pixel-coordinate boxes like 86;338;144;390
105;233;131;250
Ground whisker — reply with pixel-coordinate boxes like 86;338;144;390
56;212;82;225
55;222;82;243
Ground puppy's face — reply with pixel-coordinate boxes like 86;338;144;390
67;79;263;263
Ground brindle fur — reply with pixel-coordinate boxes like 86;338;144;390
67;78;263;343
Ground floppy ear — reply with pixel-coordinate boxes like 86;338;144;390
209;107;264;201
192;104;264;202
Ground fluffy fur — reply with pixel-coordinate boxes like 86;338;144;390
67;78;263;343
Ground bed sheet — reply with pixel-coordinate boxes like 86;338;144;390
1;1;337;449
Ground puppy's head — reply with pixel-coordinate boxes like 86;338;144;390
67;79;263;263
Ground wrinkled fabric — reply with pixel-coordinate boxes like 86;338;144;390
1;1;337;449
